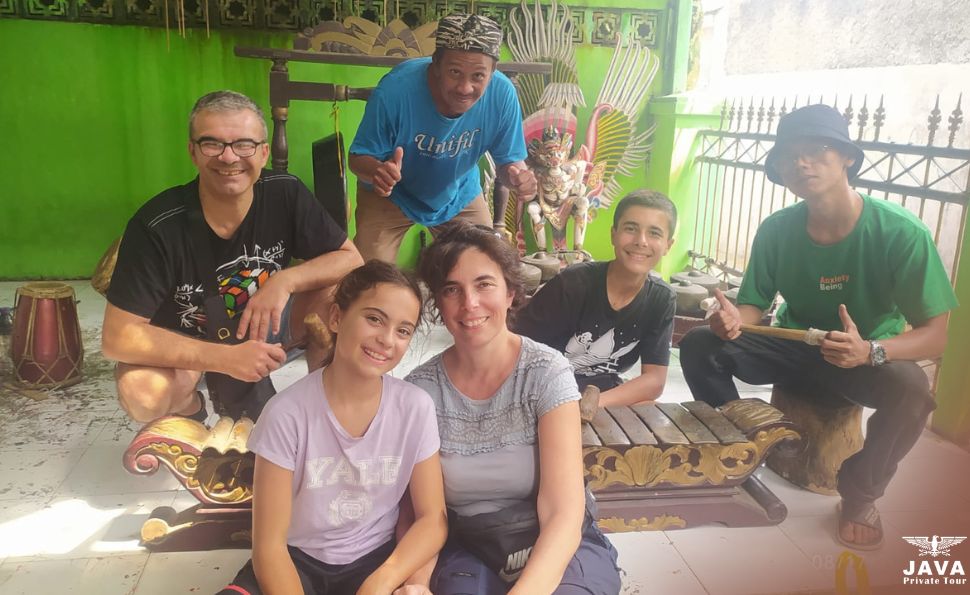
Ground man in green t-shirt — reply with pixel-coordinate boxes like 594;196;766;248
680;104;957;551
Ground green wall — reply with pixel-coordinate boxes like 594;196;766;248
933;230;970;445
0;0;682;278
644;94;722;279
0;19;290;278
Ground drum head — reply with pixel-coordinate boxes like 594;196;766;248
17;281;75;300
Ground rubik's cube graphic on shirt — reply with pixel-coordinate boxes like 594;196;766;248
220;267;271;318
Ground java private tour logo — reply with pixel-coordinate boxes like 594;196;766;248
901;535;967;587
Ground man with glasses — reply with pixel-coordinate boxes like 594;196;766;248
102;90;362;423
679;104;957;551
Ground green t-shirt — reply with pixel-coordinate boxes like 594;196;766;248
737;194;958;340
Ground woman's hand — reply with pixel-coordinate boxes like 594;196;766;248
355;571;395;595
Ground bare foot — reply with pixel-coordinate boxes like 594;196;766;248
837;500;883;550
839;521;881;548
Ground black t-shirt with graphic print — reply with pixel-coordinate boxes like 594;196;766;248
107;171;347;338
515;261;676;391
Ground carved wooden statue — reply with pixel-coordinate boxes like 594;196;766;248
524;126;592;252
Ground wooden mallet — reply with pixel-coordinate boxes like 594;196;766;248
700;297;828;346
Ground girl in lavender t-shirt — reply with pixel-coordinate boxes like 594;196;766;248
219;261;446;595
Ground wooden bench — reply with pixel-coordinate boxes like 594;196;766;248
583;398;799;532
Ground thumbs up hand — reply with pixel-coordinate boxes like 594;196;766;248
504;162;537;201
372;147;404;197
820;304;870;368
707;288;743;341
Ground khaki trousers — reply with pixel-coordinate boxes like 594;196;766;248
353;185;492;263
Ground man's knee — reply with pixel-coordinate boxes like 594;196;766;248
353;232;405;264
115;364;198;423
882;361;930;394
878;361;935;417
116;370;168;422
678;326;723;369
353;189;411;263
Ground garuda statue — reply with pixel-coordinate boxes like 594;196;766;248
524;126;593;252
493;0;658;257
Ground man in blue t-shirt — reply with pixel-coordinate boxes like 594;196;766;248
349;13;535;263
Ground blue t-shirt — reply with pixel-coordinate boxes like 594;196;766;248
349;57;527;226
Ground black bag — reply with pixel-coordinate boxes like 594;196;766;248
449;499;540;583
449;492;597;583
201;294;276;420
205;370;276;420
187;201;276;421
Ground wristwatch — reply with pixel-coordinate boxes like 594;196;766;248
868;340;888;366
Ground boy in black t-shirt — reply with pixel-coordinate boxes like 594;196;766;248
102;91;363;423
516;190;676;411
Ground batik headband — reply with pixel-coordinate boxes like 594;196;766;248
435;14;502;60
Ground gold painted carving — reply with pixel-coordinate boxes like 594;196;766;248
597;514;687;532
298;17;437;57
719;398;789;433
144;442;199;477
128;416;256;504
139;416;254;455
90;237;120;296
584;426;799;490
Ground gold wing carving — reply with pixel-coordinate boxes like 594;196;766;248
581;36;659;209
295;17;436;57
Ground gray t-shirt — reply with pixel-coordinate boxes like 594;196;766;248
406;336;579;516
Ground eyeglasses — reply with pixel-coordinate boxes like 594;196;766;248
777;142;834;170
193;138;266;158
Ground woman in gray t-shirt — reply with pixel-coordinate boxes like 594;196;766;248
406;223;621;595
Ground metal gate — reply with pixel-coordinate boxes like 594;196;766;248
688;95;969;286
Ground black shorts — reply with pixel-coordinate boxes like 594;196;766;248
217;540;395;595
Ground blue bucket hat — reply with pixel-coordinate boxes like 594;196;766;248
764;104;865;185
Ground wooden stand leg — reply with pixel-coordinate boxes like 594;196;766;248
767;385;863;495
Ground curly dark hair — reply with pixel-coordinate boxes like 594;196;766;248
319;259;423;367
417;222;526;327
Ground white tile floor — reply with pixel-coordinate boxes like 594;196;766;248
1;281;968;595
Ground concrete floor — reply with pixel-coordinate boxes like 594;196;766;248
0;281;968;595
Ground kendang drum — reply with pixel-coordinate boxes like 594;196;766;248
11;281;84;388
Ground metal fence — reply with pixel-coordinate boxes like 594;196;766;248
688;95;969;287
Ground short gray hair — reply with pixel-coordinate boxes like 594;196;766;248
188;90;267;139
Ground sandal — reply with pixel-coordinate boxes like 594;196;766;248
836;500;884;551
